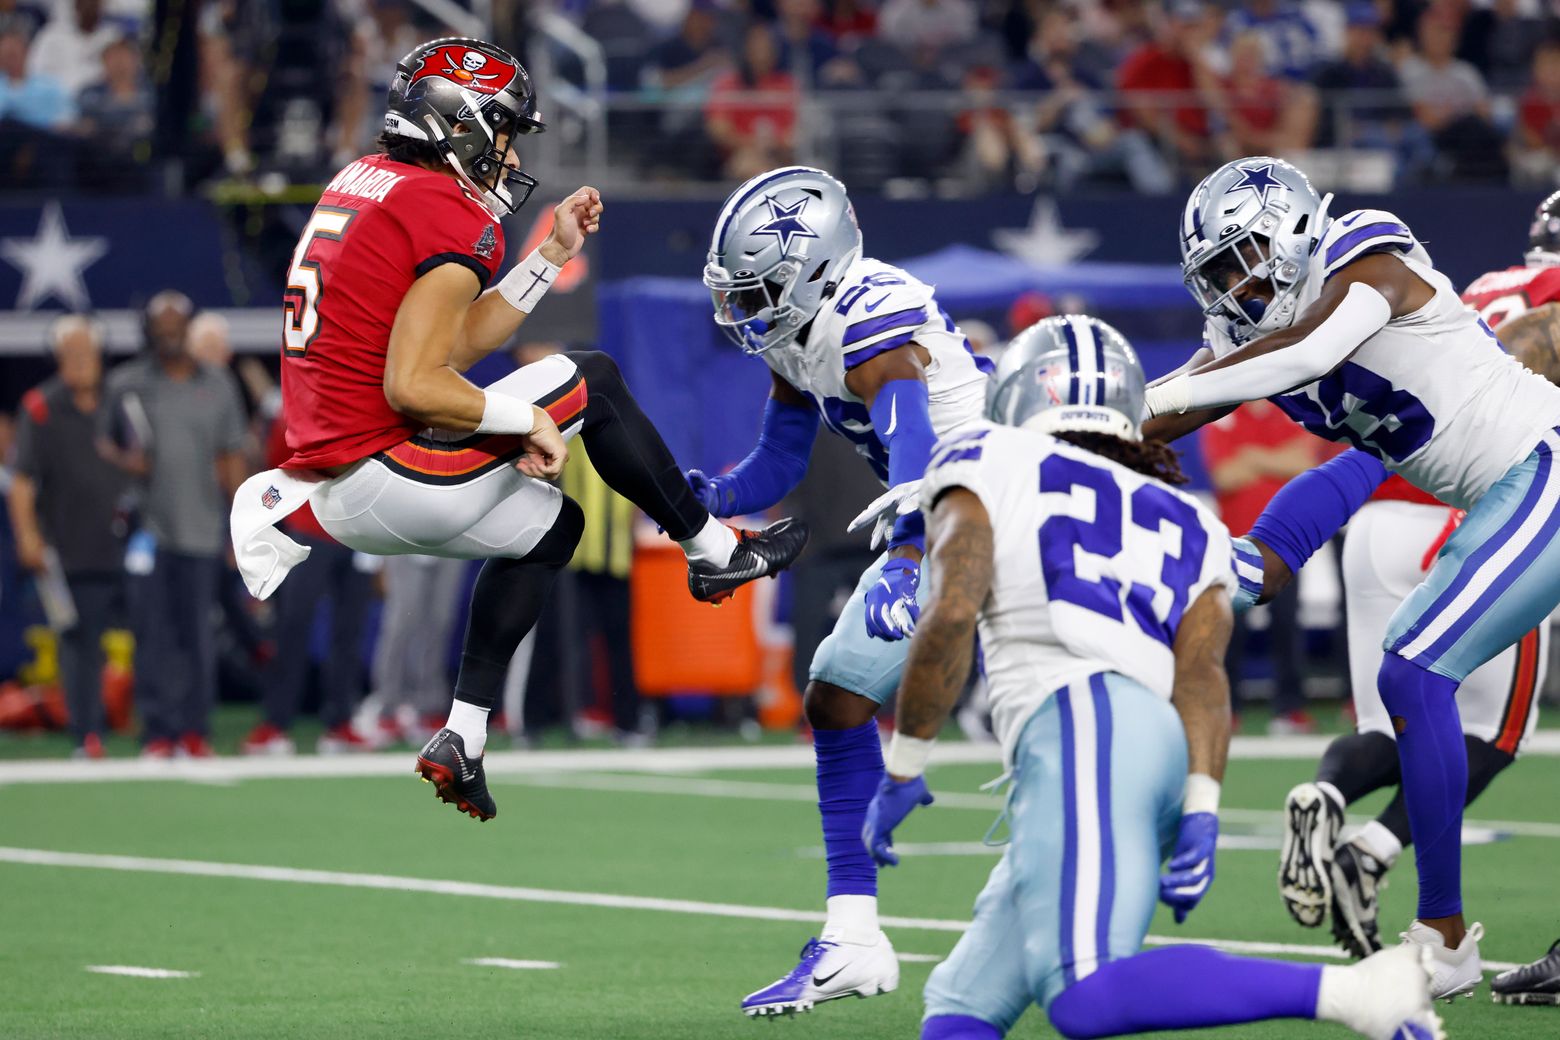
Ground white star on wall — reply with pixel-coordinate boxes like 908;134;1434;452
991;198;1099;269
1;202;110;311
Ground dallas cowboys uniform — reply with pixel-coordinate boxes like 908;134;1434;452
761;254;990;699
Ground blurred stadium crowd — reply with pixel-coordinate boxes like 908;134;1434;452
0;0;1558;194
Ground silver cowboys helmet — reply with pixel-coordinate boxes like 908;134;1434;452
1180;157;1332;344
987;315;1146;441
703;166;863;355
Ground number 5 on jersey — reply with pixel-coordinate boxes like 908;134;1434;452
284;206;356;358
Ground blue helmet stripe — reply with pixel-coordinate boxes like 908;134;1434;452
1061;317;1082;404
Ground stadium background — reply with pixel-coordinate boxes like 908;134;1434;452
2;1;1560;1037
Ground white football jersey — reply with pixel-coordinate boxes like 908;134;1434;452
761;256;990;483
921;422;1235;764
1204;209;1560;510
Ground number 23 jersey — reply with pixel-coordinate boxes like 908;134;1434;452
1207;210;1560;510
279;154;507;471
922;422;1235;764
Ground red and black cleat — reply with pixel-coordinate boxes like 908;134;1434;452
687;517;809;605
414;729;496;821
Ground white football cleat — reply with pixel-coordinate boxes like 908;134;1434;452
740;932;899;1017
1318;943;1444;1040
1279;782;1343;927
1401;919;1483;1001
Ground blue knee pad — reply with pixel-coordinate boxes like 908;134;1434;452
809;552;928;703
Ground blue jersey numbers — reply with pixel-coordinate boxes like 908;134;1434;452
1038;455;1208;645
1274;362;1435;465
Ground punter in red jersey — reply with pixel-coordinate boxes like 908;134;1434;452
231;37;808;820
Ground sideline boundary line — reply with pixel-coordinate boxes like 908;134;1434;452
0;847;1521;973
4;731;1558;786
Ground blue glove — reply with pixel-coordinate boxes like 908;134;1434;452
685;468;736;518
1159;812;1218;923
864;557;920;641
863;773;935;867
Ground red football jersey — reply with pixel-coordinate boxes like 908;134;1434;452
1460;264;1560;330
279;154;505;470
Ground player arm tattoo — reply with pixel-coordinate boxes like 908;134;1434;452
894;488;993;740
1502;303;1560;386
1170;587;1235;784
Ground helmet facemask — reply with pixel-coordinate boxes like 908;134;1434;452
1186;222;1308;343
705;256;822;356
429;102;540;217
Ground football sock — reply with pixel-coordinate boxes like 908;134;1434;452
1376;652;1465;919
444;700;491;758
566;350;709;543
1375;734;1514;849
815;720;884;911
1314;731;1400;804
824;894;879;945
679;514;738;567
449;499;583;744
922;1015;1002;1040
1356;820;1403;867
1045;947;1321;1038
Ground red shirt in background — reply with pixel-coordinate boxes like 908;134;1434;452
1199;400;1316;535
1116;45;1208;136
705;70;798;143
1520;89;1560;152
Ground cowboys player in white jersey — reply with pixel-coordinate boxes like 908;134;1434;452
693;165;991;1015
864;317;1441;1040
1144;155;1560;998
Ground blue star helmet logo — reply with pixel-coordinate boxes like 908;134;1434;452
1225;162;1285;205
751;194;819;255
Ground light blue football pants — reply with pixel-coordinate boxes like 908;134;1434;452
808;551;931;702
1387;429;1560;680
923;673;1186;1031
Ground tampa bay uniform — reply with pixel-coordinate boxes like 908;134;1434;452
763;254;989;698
1203;206;1560;683
918;417;1235;1022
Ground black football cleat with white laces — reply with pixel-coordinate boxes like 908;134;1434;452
687;518;809;604
1491;939;1560;1005
414;728;496;821
1329;838;1388;959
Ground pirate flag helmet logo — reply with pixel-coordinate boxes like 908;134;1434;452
384;37;546;216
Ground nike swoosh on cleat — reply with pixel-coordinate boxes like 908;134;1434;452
811;967;846;987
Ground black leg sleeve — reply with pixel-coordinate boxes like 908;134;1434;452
1315;730;1401;805
1376;734;1515;849
566;350;710;542
452;497;584;711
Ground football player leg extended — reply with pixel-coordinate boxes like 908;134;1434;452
866;319;1441;1040
1144;156;1560;995
233;59;808;820
693;166;992;1016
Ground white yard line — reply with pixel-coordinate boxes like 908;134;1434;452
464;958;561;970
84;965;198;979
0;847;1521;973
6;731;1558;786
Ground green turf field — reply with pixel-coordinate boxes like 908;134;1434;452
1;747;1557;1039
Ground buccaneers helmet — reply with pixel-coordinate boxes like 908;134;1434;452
384;37;546;216
1528;190;1560;266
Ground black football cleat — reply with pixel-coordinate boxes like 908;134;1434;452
414;729;496;821
1491;939;1560;1006
687;518;809;604
1329;838;1388;959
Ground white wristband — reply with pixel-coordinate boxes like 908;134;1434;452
1144;372;1191;417
884;732;937;780
496;247;564;314
475;390;536;435
1183;773;1221;816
